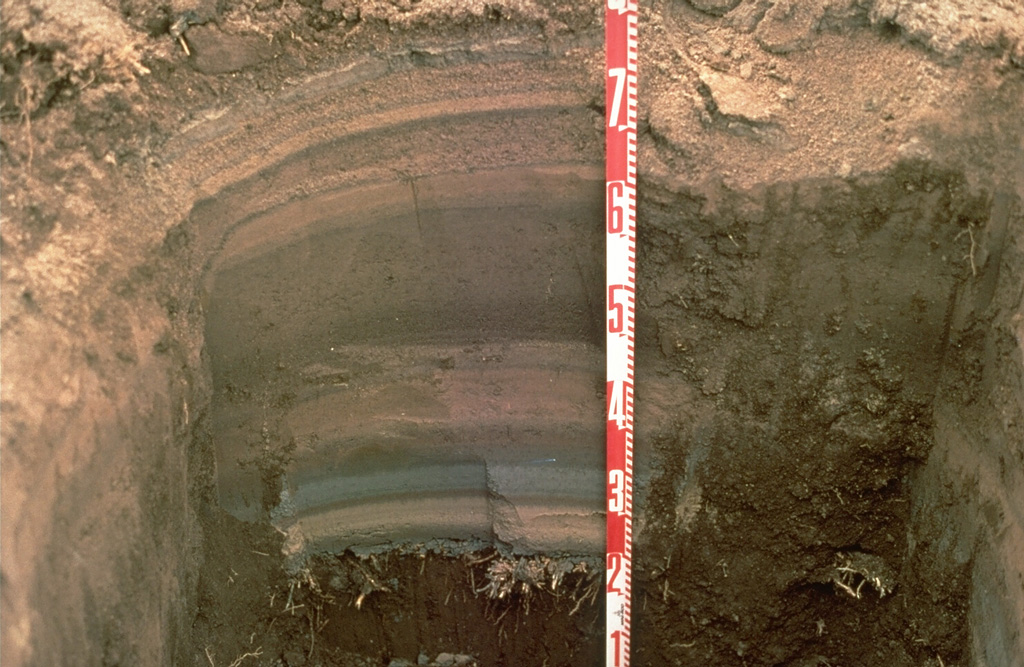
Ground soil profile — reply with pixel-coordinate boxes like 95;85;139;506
2;1;1022;666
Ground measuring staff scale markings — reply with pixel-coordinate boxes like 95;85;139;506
606;0;637;666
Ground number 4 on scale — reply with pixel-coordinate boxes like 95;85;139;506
608;379;626;428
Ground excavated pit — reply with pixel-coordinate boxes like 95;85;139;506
3;3;1024;667
185;54;617;665
183;51;1019;664
191;116;1020;665
203;169;607;555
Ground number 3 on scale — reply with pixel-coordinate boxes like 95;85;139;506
608;469;625;513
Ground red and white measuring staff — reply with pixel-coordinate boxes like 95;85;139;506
605;1;637;666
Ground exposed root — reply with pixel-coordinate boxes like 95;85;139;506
956;224;980;277
227;647;263;667
12;68;40;173
968;225;978;276
568;576;601;616
831;552;896;599
472;553;600;619
300;553;389;612
203;646;263;667
477;555;591;599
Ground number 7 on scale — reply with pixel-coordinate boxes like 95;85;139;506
608;67;627;130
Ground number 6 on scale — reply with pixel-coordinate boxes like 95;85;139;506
607;181;626;234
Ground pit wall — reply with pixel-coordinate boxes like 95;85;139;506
919;191;1024;667
631;164;1009;665
0;222;212;665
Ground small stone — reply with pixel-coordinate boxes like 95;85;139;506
897;137;931;161
1011;39;1024;68
739;62;754;79
754;0;823;54
170;0;215;13
837;162;853;178
700;69;775;123
728;0;770;33
687;0;742;17
186;25;276;75
435;654;456;666
701;364;727;395
418;653;430;666
777;85;796;101
283;649;307;666
708;36;732;57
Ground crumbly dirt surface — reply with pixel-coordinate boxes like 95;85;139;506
2;0;1023;666
194;512;604;667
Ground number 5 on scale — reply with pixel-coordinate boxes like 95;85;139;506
608;285;626;333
